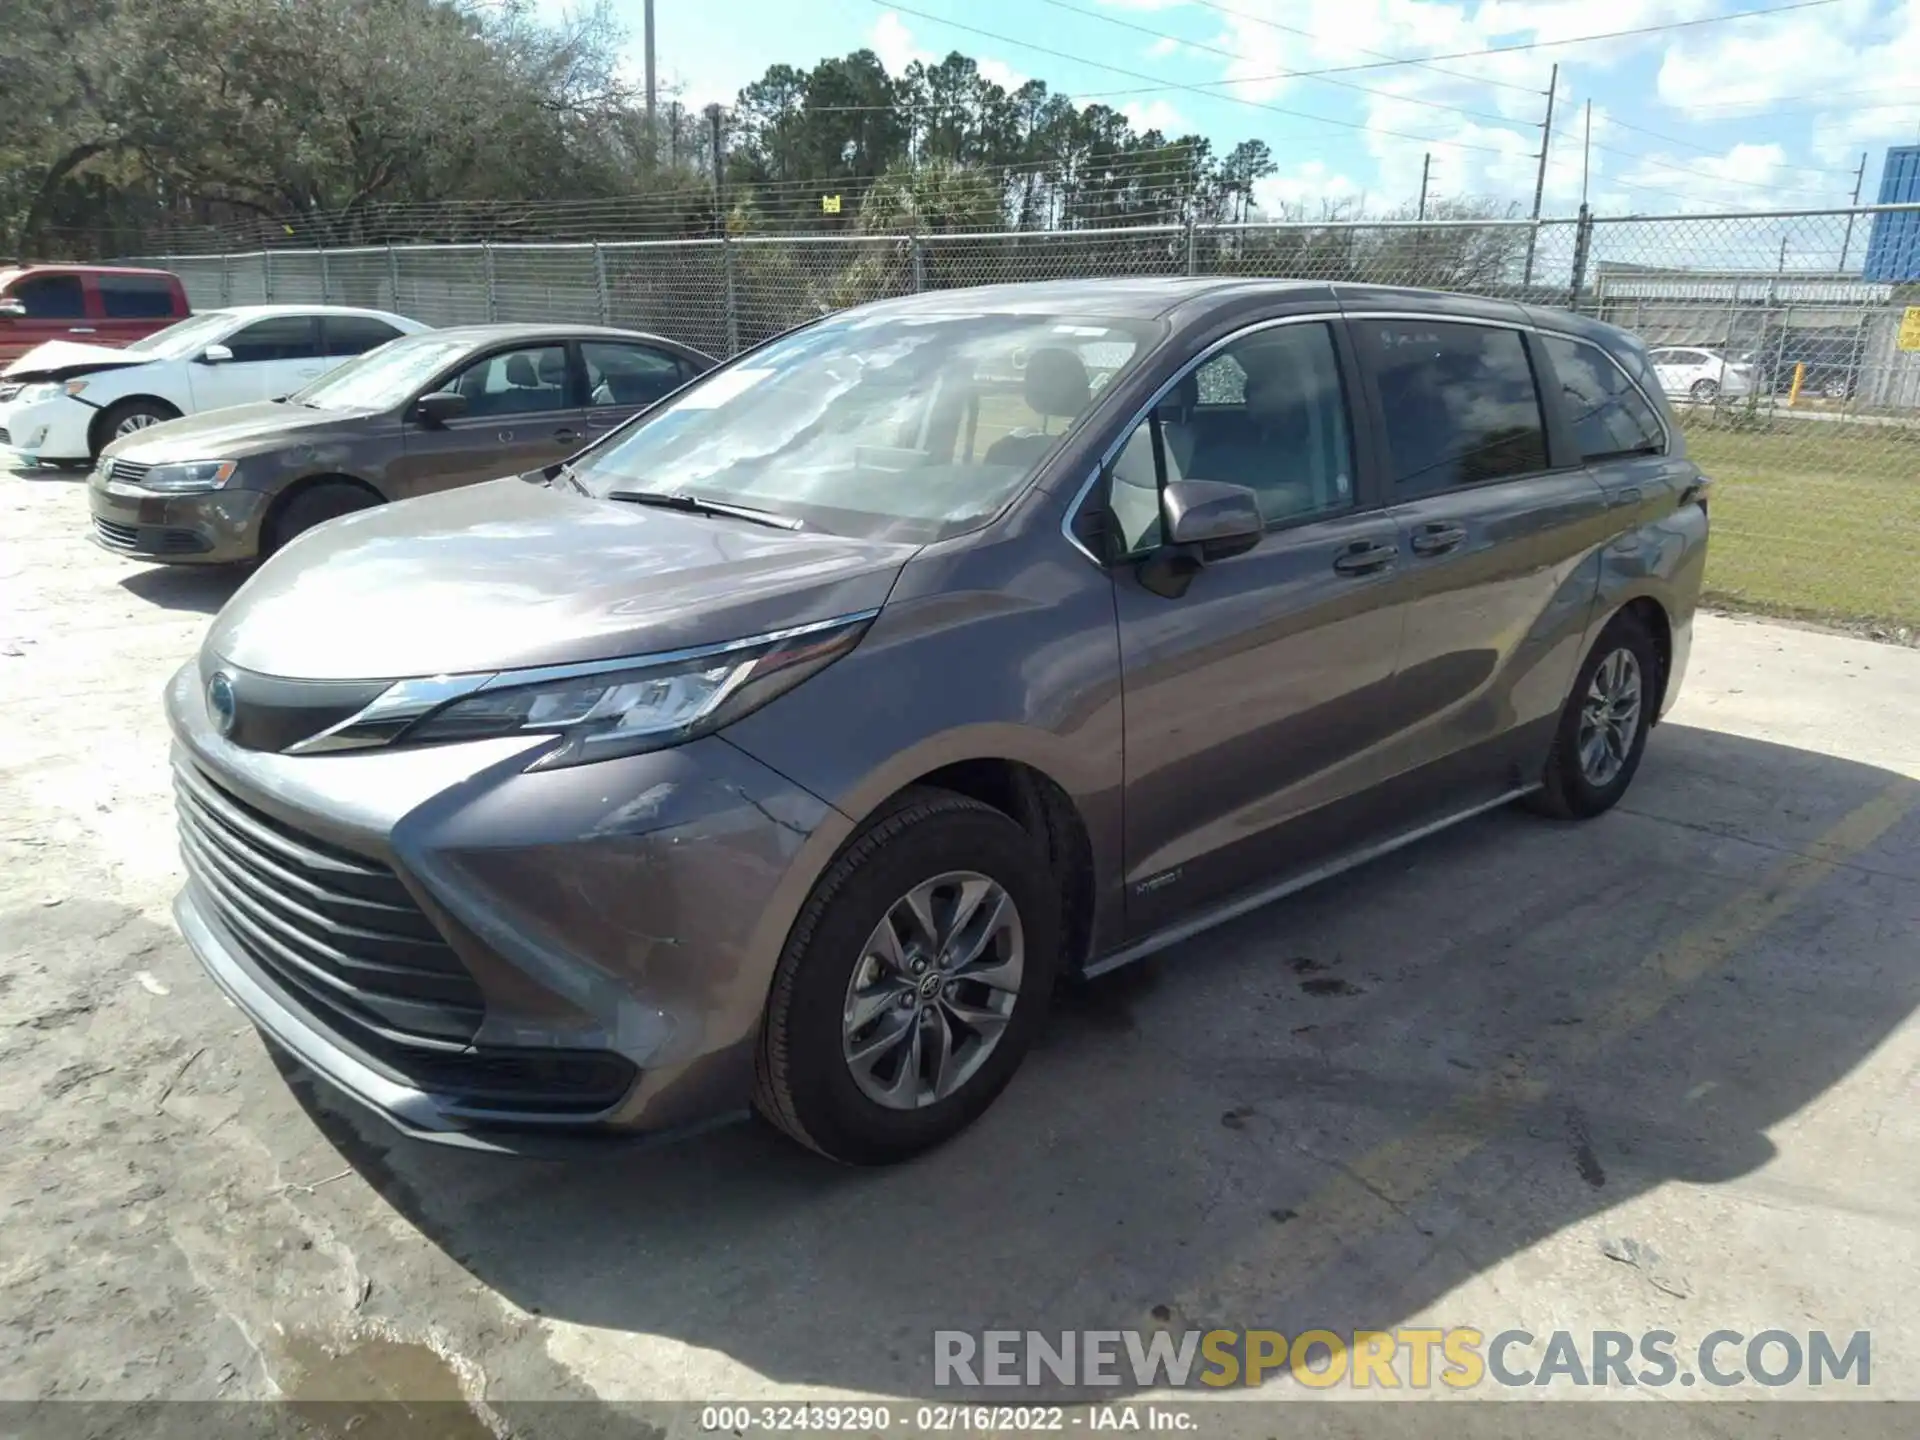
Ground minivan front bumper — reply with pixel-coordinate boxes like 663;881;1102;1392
164;661;850;1150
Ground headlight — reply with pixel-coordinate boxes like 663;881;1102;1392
398;615;873;768
16;382;65;404
139;460;237;493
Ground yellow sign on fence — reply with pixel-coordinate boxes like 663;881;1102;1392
1900;306;1920;352
821;194;842;215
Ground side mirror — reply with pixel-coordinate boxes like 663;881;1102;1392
198;343;234;364
1136;479;1264;599
0;298;24;318
1163;479;1263;560
413;390;469;426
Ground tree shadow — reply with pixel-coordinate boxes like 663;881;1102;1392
118;564;248;615
284;723;1920;1400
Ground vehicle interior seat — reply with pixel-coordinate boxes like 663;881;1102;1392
982;348;1090;469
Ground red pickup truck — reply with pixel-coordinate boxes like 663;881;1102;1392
0;265;191;364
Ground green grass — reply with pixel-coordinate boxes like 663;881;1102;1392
1679;418;1920;633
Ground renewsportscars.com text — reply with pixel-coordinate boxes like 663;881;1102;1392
933;1328;1871;1390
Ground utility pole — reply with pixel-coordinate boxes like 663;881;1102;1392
1523;62;1558;288
707;104;725;221
643;0;658;151
709;104;737;355
1581;99;1592;209
1417;152;1431;221
1839;151;1868;272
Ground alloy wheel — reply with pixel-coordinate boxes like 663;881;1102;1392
1577;647;1643;788
115;413;163;436
841;871;1024;1110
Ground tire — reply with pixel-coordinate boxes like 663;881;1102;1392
1529;610;1661;820
93;398;180;457
1688;378;1719;404
262;481;380;556
754;787;1061;1164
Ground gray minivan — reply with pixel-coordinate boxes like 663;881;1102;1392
164;279;1707;1163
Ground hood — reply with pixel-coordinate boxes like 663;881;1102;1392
104;400;374;463
206;477;917;681
3;339;147;382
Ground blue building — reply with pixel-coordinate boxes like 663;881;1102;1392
1863;145;1920;283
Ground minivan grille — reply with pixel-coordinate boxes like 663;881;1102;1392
176;762;638;1117
174;762;484;1044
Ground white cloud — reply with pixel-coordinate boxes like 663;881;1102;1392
978;57;1032;92
870;12;932;75
1122;99;1193;134
1251;160;1364;214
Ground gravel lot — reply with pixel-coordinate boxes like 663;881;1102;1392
4;460;1919;1423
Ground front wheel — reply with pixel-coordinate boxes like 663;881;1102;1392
754;788;1060;1164
262;481;380;556
1529;611;1660;820
93;398;180;457
1688;378;1719;404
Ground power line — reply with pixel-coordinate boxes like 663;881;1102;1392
1030;0;1525;127
867;0;1526;154
1178;0;1545;96
1046;0;1842;104
1590;112;1851;176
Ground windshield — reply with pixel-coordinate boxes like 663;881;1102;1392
291;334;474;411
126;311;235;360
569;310;1159;542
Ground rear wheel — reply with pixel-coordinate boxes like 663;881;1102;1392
93;398;180;457
1688;378;1719;404
754;788;1060;1164
262;481;380;556
1529;610;1660;820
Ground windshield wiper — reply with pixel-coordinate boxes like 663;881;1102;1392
604;489;803;531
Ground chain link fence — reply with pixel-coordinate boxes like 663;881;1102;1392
125;205;1920;633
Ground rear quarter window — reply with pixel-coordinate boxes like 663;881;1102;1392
99;274;183;319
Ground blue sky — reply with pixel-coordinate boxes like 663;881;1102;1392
558;0;1920;218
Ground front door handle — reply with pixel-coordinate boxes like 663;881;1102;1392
552;428;582;444
1408;522;1466;557
1332;540;1396;576
69;326;96;334
1608;486;1644;509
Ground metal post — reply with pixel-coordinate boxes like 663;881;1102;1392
386;244;400;312
593;242;611;324
219;252;231;306
1185;215;1198;276
710;105;738;355
483;243;497;322
263;248;273;302
1523;62;1558;289
1569;203;1593;311
644;0;657;146
911;233;926;293
1417;152;1431;221
318;245;331;304
1839;152;1867;272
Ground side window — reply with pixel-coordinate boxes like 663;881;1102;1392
582;342;683;408
1166;322;1355;525
323;316;403;357
224;316;322;362
1104;417;1164;556
98;275;179;319
1540;334;1665;462
1356;320;1547;491
443;344;571;417
12;274;86;319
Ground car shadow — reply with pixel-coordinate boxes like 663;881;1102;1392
286;722;1920;1400
118;564;248;615
11;461;93;483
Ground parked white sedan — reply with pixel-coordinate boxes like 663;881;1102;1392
0;305;427;465
1646;345;1756;404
